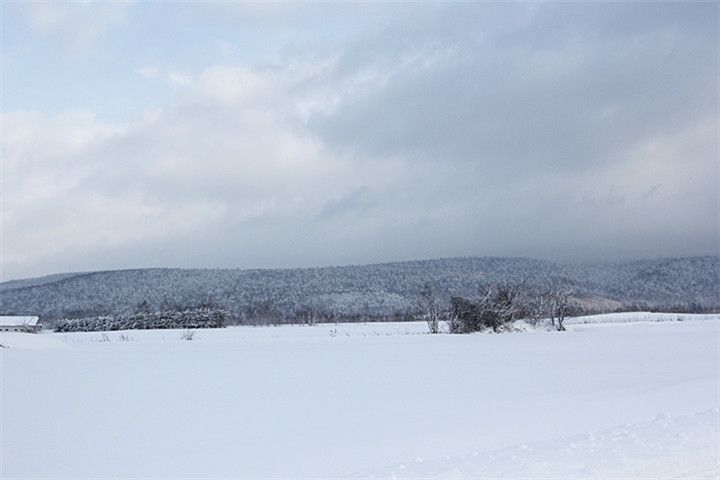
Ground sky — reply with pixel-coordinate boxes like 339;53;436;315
1;1;718;280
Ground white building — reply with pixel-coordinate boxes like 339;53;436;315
0;316;41;333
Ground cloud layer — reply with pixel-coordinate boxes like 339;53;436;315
1;3;717;279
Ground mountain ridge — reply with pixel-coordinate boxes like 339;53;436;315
1;256;717;321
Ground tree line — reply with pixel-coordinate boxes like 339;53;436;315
50;278;708;333
54;307;229;332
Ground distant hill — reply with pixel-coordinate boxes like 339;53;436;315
0;272;85;292
0;256;717;322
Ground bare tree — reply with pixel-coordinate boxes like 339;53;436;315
418;283;442;334
478;282;525;332
545;281;577;331
294;306;318;325
522;284;548;326
245;299;282;326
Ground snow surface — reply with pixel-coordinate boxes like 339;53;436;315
359;409;720;479
0;316;38;327
1;315;718;478
566;311;720;325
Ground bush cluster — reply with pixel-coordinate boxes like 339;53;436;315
446;281;581;333
449;285;520;333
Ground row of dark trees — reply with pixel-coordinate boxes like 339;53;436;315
52;282;579;333
54;307;230;332
52;300;418;331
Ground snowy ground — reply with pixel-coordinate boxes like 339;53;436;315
1;314;718;479
360;410;720;479
566;311;720;325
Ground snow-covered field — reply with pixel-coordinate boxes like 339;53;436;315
566;311;720;325
1;314;718;478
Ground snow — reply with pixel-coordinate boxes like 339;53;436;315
566;311;720;325
0;316;38;327
0;332;67;350
360;409;720;479
1;315;718;478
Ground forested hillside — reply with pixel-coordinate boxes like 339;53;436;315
0;256;717;323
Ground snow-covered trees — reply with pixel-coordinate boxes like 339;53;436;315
417;283;442;334
449;283;529;333
2;256;717;325
54;307;229;332
448;281;583;333
544;281;579;331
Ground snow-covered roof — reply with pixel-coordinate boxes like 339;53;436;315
0;316;39;327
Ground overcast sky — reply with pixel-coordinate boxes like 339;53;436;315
1;2;718;280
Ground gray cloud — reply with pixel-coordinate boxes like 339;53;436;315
315;187;374;222
1;3;717;280
309;3;716;178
